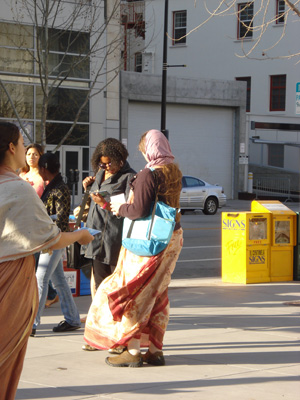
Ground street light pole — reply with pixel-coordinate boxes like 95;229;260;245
161;0;169;139
160;1;186;139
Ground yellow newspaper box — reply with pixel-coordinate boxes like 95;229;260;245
251;201;296;282
222;212;271;284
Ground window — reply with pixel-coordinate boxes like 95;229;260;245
182;177;205;188
39;28;90;79
135;52;142;72
276;0;285;24
46;88;89;122
236;77;251;112
0;23;34;74
45;123;89;146
0;21;91;146
135;13;145;39
268;144;284;168
173;10;187;45
270;75;286;111
0;83;33;119
237;3;253;39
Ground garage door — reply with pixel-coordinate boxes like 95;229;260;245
127;101;234;199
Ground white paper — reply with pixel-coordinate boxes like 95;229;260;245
110;193;126;204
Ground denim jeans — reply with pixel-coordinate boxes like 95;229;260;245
34;252;57;300
34;249;81;329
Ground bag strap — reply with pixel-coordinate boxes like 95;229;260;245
147;195;158;239
125;168;159;240
75;189;90;228
147;167;161;239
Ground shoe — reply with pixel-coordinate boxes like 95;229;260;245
80;316;87;323
105;350;143;368
108;346;126;354
142;350;165;366
30;328;36;337
52;320;81;333
45;295;59;308
82;344;98;351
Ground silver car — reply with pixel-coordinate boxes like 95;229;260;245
180;175;227;215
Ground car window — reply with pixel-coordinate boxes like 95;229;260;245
184;177;205;187
181;177;187;188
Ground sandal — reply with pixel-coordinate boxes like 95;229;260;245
45;295;59;308
82;344;98;351
108;346;126;354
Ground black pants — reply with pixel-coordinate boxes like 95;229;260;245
92;259;115;291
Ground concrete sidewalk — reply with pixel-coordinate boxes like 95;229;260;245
16;278;300;400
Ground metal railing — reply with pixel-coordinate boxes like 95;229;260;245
254;176;292;202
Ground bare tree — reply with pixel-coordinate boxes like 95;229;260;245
174;1;300;61
0;0;123;149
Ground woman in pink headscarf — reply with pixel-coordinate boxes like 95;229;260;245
84;129;183;367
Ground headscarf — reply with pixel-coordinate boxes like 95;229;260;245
144;129;175;168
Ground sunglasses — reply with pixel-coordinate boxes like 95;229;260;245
99;162;112;169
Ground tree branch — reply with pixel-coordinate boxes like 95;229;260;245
0;79;34;142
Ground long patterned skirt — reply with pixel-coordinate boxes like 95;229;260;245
84;228;183;350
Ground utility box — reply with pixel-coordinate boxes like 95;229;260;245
251;201;296;282
293;212;300;281
65;216;88;296
222;212;271;284
80;267;91;296
63;260;80;297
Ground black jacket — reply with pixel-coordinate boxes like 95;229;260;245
41;173;70;232
81;161;135;265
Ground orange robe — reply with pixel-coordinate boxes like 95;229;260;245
0;165;60;400
0;256;38;400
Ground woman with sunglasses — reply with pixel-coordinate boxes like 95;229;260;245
80;139;135;350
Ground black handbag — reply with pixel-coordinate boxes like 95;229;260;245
66;190;93;270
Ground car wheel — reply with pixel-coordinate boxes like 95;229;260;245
203;197;218;215
180;209;185;215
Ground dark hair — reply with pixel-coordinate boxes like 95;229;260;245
91;138;128;174
38;152;60;174
0;122;20;164
22;143;45;173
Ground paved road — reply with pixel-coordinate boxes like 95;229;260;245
174;211;221;279
174;199;300;280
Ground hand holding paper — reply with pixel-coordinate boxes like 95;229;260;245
110;193;126;216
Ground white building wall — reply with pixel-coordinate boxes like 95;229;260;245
285;147;300;171
127;101;234;197
142;0;300;194
145;0;299;106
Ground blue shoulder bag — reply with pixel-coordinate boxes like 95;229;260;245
122;170;178;257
